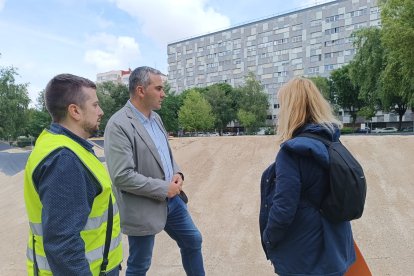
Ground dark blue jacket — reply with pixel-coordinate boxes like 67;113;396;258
259;124;355;276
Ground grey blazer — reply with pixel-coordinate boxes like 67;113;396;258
104;103;180;236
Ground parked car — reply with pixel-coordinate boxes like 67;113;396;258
401;126;413;132
354;127;371;133
373;127;398;133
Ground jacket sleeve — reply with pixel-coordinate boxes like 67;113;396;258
263;148;302;247
35;150;95;275
104;114;169;201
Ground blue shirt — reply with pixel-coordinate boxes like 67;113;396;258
33;123;101;276
128;100;173;182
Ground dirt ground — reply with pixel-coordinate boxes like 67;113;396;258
1;135;413;275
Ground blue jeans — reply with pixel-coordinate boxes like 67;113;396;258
126;196;205;276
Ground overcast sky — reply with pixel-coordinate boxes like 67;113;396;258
0;0;334;104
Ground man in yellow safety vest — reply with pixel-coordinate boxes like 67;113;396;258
24;74;123;275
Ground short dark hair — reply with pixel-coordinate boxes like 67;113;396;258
45;74;96;122
129;66;164;94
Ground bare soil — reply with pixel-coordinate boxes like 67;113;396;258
1;135;413;275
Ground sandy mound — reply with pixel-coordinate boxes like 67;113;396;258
1;135;413;275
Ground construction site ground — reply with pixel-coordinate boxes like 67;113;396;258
1;134;413;275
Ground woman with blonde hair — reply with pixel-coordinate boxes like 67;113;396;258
259;77;356;275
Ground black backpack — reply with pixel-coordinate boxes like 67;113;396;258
298;133;367;223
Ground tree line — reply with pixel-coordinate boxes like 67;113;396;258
96;72;269;135
1;0;413;140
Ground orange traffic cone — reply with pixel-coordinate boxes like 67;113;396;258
345;241;372;276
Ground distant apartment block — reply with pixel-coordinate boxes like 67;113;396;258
167;0;384;124
96;69;131;86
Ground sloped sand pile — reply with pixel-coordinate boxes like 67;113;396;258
1;135;413;275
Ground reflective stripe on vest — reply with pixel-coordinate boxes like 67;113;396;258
26;232;122;271
29;203;119;236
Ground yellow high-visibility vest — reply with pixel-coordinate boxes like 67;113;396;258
24;129;123;275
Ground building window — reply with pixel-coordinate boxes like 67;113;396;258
325;27;343;35
345;49;356;56
292;23;303;31
247;46;256;52
354;23;367;30
310;54;322;62
325;14;344;23
325;51;343;59
308;66;320;74
275;71;288;77
260;52;270;58
258;42;273;48
349;8;368;17
370;7;381;14
324;64;337;71
292;35;302;43
274;49;289;55
310;19;322;27
274;38;289;45
324;38;344;47
311;31;322;38
290;46;302;54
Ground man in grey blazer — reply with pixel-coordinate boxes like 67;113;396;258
104;66;205;276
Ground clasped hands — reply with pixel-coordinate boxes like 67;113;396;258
167;173;184;198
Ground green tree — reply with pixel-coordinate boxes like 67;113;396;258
235;72;268;133
380;59;409;130
308;76;331;101
156;82;184;133
237;109;256;131
202;83;237;134
349;27;385;113
330;65;363;125
380;0;414;129
178;89;215;133
25;108;51;138
24;89;52;138
96;82;128;131
0;65;30;139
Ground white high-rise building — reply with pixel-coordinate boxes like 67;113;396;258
167;0;382;124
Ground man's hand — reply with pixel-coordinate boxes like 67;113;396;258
172;173;184;188
167;181;182;198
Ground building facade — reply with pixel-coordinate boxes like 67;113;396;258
96;69;131;86
167;0;384;125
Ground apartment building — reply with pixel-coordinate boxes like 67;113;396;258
167;0;382;124
96;69;131;86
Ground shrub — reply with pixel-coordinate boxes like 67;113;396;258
340;127;354;135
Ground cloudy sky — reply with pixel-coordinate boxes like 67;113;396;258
0;0;333;104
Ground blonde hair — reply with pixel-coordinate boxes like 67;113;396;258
276;77;342;142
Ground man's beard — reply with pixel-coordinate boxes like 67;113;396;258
82;121;99;138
